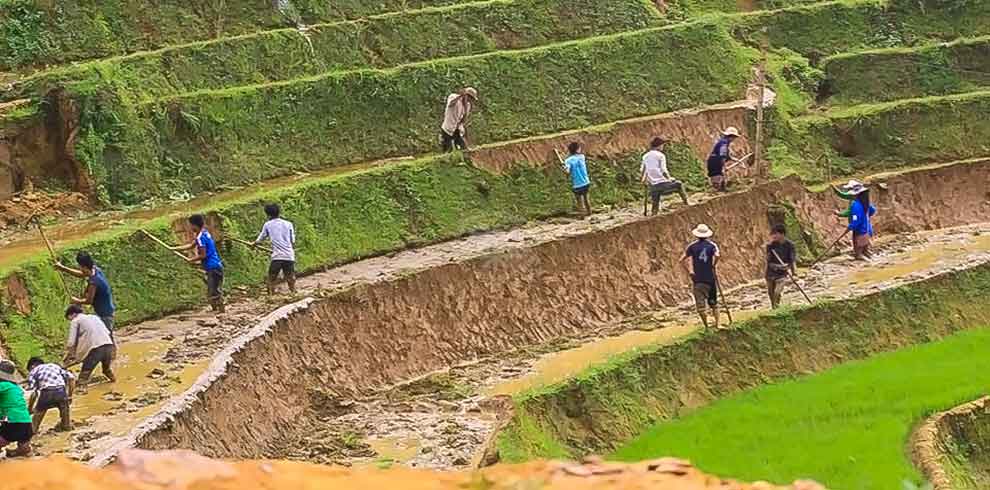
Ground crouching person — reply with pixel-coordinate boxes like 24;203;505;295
63;304;116;389
0;360;33;457
27;357;75;432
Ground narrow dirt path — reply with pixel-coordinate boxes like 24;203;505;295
268;224;990;470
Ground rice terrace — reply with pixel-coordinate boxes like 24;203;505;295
1;1;989;489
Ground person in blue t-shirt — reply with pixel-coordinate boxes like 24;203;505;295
55;251;118;356
562;141;591;216
680;224;721;330
706;127;740;192
845;184;877;261
171;214;226;313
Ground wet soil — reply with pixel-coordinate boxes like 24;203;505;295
269;224;990;470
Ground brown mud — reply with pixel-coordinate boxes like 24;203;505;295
66;159;988;466
912;396;990;490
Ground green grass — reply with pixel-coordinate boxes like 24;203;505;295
823;36;990;104
613;327;990;489
9;0;662;103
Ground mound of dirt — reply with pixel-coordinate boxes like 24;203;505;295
2;449;825;490
0;191;91;230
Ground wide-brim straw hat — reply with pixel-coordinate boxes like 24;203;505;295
847;184;868;195
842;179;865;190
722;126;741;137
692;224;714;238
463;87;479;100
0;360;22;383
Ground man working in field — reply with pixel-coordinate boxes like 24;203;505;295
63;304;115;389
55;252;117;355
680;224;721;330
440;87;479;152
641;137;690;215
170;214;225;313
706;127;740;192
254;203;297;295
26;357;75;432
766;224;797;309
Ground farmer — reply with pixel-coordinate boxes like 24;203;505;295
766;224;797;309
831;179;863;219
26;357;75;432
641;136;690;215
680;224;721;330
55;252;117;347
562;141;591;216
171;214;225;313
63;304;116;389
0;360;34;457
254;203;297;295
706;127;740;192
440;87;478;152
844;183;877;260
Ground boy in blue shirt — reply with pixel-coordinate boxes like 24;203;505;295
562;141;591;216
171;214;226;313
56;251;118;356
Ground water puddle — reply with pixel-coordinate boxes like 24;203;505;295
363;435;423;466
31;340;209;458
840;232;990;286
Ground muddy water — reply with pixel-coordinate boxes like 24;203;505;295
31;340;207;459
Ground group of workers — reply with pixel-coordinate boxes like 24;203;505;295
0;90;878;458
0;204;297;457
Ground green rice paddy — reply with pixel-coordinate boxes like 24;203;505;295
613;327;990;489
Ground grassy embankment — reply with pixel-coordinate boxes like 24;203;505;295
9;0;662;102
613;327;990;489
68;20;750;204
0;145;709;365
938;404;990;489
496;262;990;481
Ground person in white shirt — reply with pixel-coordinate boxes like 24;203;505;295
440;87;478;152
62;305;115;388
254;203;297;295
641;137;690;216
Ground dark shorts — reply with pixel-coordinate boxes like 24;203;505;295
35;387;69;413
693;282;718;309
440;130;467;152
706;157;725;177
81;344;114;373
206;268;224;299
268;260;296;279
0;422;32;443
572;184;590;196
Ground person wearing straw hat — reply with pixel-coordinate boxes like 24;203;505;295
681;224;721;329
844;182;877;260
0;360;34;457
706;127;740;192
440;87;479;152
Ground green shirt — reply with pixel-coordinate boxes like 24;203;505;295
0;381;31;423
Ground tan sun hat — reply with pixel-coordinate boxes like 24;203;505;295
692;224;714;238
0;359;22;383
463;87;479;100
722;127;741;137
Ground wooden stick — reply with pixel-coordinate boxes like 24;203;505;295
772;249;813;304
714;268;733;325
140;229;192;261
229;236;272;254
809;229;851;268
37;222;72;299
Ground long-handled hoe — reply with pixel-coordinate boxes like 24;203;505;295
228;236;273;255
809;229;851;268
36;220;73;300
771;249;813;305
714;267;733;326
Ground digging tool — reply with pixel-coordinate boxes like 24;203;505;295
771;249;813;305
725;153;754;172
713;267;733;325
36;221;72;300
809;229;851;268
229;236;273;255
553;148;566;170
643;185;650;216
139;229;206;278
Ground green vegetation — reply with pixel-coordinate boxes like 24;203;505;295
0;0;490;71
11;0;662;102
75;20;750;204
497;262;990;464
939;407;990;490
823;36;990;105
613;327;990;489
786;90;990;181
0;149;658;364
